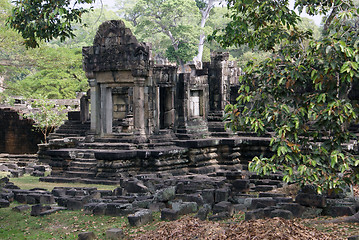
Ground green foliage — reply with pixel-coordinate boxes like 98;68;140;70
5;47;88;99
219;0;359;192
7;0;95;48
132;0;201;65
22;97;68;143
49;7;126;48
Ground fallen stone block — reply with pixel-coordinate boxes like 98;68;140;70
195;204;211;221
213;201;234;216
201;189;215;205
24;168;34;175
208;212;231;221
296;193;327;208
161;208;179;221
67;199;85;210
30;204;52;216
106;228;124;240
39;207;66;216
245;209;265;221
250;198;277;209
52;188;67;197
95;190;113;197
78;231;96;240
255;185;276;192
215;188;230;203
1;192;14;202
31;170;45;177
12;204;30;212
172;201;198;216
323;205;356;217
155;186;176;202
39;194;55;204
181;194;204;206
34;165;46;172
123;180;149;194
0;199;10;208
232;179;250;192
277;203;305;218
105;203;134;216
270;209;293;219
128;209;153;227
10;170;23;178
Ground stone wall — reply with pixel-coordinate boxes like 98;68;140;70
0;108;43;154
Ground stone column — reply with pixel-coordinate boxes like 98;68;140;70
88;79;100;134
100;84;113;135
133;77;146;137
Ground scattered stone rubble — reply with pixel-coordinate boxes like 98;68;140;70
1;173;359;227
0;154;48;178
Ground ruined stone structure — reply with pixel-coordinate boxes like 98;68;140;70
39;20;269;184
0;107;43;154
0;97;82;154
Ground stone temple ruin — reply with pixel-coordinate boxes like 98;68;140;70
2;20;358;227
38;20;272;185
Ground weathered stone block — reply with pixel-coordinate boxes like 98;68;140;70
67;199;84;210
245;209;265;221
232;179;250;192
250;198;277;209
106;228;124;240
128;209;153;227
201;189;215;205
215;188;230;203
12;204;30;212
213;201;234;216
296;193;327;208
52;188;67;197
195;204;211;221
277;203;305;218
270;209;293;219
105;203;134;216
154;186;176;202
172;201;198;215
39;194;55;204
208;212;231;221
30;204;51;216
323;205;355;217
78;231;96;240
0;199;10;208
161;208;179;221
31;170;45;177
123;180;149;194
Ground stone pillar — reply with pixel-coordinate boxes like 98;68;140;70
133;77;146;137
88;79;100;134
100;84;113;135
80;95;89;124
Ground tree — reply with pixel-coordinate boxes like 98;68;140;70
21;97;67;143
5;47;88;99
214;0;359;193
132;0;201;67
193;0;221;62
7;0;95;48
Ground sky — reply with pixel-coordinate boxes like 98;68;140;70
92;0;323;26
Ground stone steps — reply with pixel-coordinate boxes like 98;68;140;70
78;142;136;150
66;171;97;179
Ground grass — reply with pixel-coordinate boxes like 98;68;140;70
2;174;359;239
1;173;118;191
0;204;161;240
0;203;127;240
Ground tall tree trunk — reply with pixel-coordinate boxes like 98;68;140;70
194;0;216;62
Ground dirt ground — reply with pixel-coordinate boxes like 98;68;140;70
129;215;359;240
